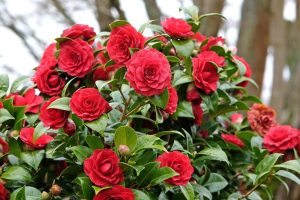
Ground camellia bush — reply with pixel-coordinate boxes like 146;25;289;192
1;5;300;200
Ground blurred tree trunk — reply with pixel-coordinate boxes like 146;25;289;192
193;0;225;36
50;0;76;25
237;0;271;97
269;0;287;120
144;0;162;23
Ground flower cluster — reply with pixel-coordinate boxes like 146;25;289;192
0;6;300;200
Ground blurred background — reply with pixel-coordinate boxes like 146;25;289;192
0;0;299;197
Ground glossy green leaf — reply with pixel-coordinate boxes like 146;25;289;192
75;176;95;199
149;88;169;109
172;39;194;58
132;189;151;200
0;108;14;124
173;101;194;119
20;150;45;170
10;186;41;200
197;148;229;165
86;135;104;150
276;170;300;184
114;126;137;153
156;130;184;138
166;56;180;63
1;166;32;181
204;173;228;193
8;137;22;158
62;77;77;97
255;153;282;183
85;114;108;134
172;70;193;87
10;76;30;93
275;160;300;174
48;97;71;111
180;182;195;200
192;183;212;200
33;122;49;142
0;74;9;92
150;167;178;186
138;20;156;33
110;20;129;29
71;145;93;162
180;5;199;20
137;162;160;187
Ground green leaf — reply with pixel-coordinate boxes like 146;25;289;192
150;167;178;186
171;39;194;58
112;66;127;82
13;106;26;130
8;137;21;157
86;135;104;150
275;160;300;174
173;101;194;119
180;182;195;200
136;135;161;151
62;77;77;97
276;170;300;184
75;176;95;199
255;153;282;183
33;122;49;142
235;58;246;76
172;70;193;87
180;5;199;20
85;114;108;134
137;162;160;187
0;108;14;124
204;173;228;193
110;20;129;29
192;183;212;200
1;166;32;181
138;20;156;33
155;106;164;124
199;13;227;21
0;90;6;98
156;130;184;138
197;147;229;165
48;97;71;111
20;150;45;170
132;189;151;200
71;145;93;163
166;56;181;63
114;126;137;153
182;129;194;153
10;76;30;93
10;186;41;200
0;74;9;92
149;88;169;109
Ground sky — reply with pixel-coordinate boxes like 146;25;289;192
0;0;297;103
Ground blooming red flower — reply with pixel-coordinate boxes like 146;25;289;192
164;85;178;115
156;151;194;186
61;24;96;44
247;103;277;136
231;113;243;125
63;119;76;136
0;184;9;200
234;56;252;87
0;137;9;154
221;134;245;148
196;51;225;67
40;97;69;129
84;149;124;187
192;102;203;126
186;84;201;103
5;93;27;107
93;185;134;200
0;102;3;109
126;48;171;96
33;68;66;96
107;24;145;65
192;53;219;94
58;39;94;78
193;32;206;43
38;43;57;69
20;127;54;149
161;17;194;39
70;88;111;121
263;125;300;153
201;36;225;51
23;88;44;113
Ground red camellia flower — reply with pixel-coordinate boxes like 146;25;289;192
23;88;44;113
186;84;203;125
40;97;69;129
201;36;225;51
156;151;194;186
20;127;54;149
0;102;3;109
247;103;277;136
107;24;145;65
33;68;66;96
221;134;245;148
164;85;178;115
39;43;57;69
161;17;194;39
126;48;171;96
93;185;134;200
193;32;206;43
234;56;252;87
63;119;76;136
84;149;124;187
231;113;243;125
0;137;9;154
263;125;300;153
196;51;225;67
70;88;111;121
61;24;96;44
58;39;94;78
0;183;9;200
192;53;220;94
5;93;27;107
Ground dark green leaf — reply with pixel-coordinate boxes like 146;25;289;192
276;170;300;184
172;70;193;87
0;74;9;92
166;56;180;63
255;153;282;183
156;130;184;138
173;101;194;119
275;160;300;174
20;150;44;170
204;173;228;193
1;166;31;181
132;189;151;200
180;182;195;200
199;13;227;21
197;148;229;165
10;186;41;200
149;88;169;109
172;39;194;58
8;137;21;158
48;97;71;111
138;20;156;33
0;108;14;124
62;77;77;97
86;135;104;150
85;114;108;134
71;145;93;163
110;20;129;29
192;183;212;200
10;76;30;93
114;126;137;153
180;5;199;20
75;176;95;199
150;167;178;186
137;162;159;187
33;122;49;142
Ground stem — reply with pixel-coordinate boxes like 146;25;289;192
239;184;261;200
120;101;149;122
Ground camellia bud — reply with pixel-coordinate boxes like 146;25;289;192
118;144;130;156
41;191;50;200
10;130;19;137
230;113;243;125
50;184;62;196
63;119;76;136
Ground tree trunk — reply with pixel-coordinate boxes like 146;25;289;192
237;0;271;97
193;0;225;36
144;0;162;23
